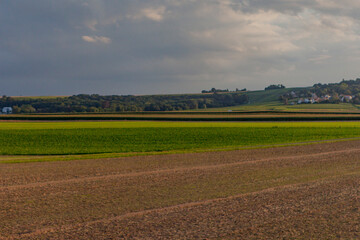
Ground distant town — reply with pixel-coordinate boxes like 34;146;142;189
288;91;353;105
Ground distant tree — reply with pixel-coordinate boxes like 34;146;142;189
265;84;285;90
330;93;340;104
236;88;247;92
20;104;36;113
88;107;100;112
12;106;21;114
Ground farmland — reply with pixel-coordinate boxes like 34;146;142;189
1;121;360;239
1;140;360;239
1;121;360;159
203;101;360;112
3;110;360;122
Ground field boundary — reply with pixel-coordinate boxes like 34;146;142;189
3;115;360;121
2;137;360;164
2;109;360;115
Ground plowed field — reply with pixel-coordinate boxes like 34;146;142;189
2;140;360;239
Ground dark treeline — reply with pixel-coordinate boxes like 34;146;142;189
265;84;286;90
312;79;360;96
0;93;249;113
201;87;247;93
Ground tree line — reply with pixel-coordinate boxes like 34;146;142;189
201;88;247;93
265;84;286;90
0;92;249;113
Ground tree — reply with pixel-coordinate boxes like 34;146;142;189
20;104;36;113
265;84;285;90
330;93;340;104
12;106;21;113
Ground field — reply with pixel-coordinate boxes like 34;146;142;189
3;110;360;122
201;101;360;112
2;121;360;239
1;140;360;239
2;121;360;159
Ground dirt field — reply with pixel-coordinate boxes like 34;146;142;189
1;141;360;239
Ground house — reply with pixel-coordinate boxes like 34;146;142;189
324;95;331;100
2;107;12;114
340;95;353;102
290;91;297;98
310;98;317;104
310;93;319;103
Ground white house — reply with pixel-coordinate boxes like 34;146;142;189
2;107;12;114
324;95;331;100
340;95;353;102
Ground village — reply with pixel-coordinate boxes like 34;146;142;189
288;91;354;105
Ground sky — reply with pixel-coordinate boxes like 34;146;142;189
2;0;360;96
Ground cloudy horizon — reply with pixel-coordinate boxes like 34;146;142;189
2;0;360;96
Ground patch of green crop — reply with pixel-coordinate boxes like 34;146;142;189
1;122;360;155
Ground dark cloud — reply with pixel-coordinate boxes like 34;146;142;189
1;0;360;95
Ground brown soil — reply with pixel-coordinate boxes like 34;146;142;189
20;176;360;240
1;140;360;239
2;113;360;120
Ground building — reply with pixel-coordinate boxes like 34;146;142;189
2;107;12;114
324;95;331;100
340;95;353;102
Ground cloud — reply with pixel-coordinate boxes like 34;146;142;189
2;0;360;96
127;6;166;22
309;55;332;64
82;35;111;44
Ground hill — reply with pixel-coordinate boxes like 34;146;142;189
2;78;360;113
199;79;360;113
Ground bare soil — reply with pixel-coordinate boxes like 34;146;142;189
3;112;360;120
1;140;360;239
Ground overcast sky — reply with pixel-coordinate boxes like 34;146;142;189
2;0;360;96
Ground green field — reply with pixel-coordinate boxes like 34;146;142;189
1;121;360;159
200;101;360;112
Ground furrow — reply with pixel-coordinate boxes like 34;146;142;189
11;172;359;239
2;147;360;191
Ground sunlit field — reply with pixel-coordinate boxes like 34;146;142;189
1;121;360;156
